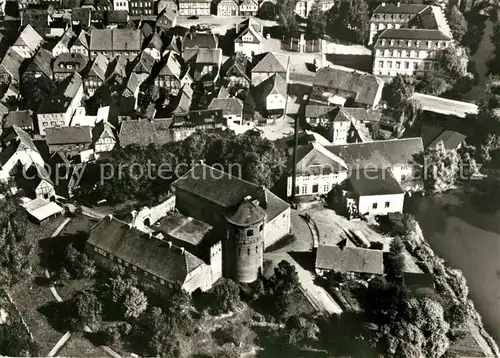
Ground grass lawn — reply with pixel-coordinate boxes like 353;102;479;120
56;333;107;358
8;281;64;355
288;289;316;316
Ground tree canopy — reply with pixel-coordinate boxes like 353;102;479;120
446;6;468;42
0;191;34;288
307;3;327;38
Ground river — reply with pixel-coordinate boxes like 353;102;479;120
406;187;500;345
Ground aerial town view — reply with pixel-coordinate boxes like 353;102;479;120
1;0;500;356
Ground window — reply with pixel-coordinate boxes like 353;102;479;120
256;245;259;253
323;184;329;193
246;229;254;236
385;201;390;208
404;61;409;69
132;266;137;272
395;61;401;69
124;262;129;267
424;62;430;70
295;186;299;194
408;40;412;47
247;248;250;255
372;202;378;209
301;185;307;194
312;184;318;193
160;279;165;285
378;60;384;68
387;61;392;69
259;224;263;232
413;62;418;69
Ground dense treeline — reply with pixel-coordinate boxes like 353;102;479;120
75;131;286;205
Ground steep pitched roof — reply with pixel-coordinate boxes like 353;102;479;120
221;52;250;80
372;3;428;14
235;24;262;44
208;98;243;116
88;216;205;283
92;120;116;145
132;51;155;74
45;126;93;145
86;53;109;79
257;73;287;98
226;197;266;226
165;35;181;54
158;51;181;78
146;32;163;52
304;105;335;119
0;48;24;83
172;163;290;221
252;52;289;73
348;168;404;196
53;53;89;74
312;66;384;107
428;130;467;150
14;24;43;52
118;119;173;146
106;10;128;23
3;110;32;129
38;73;83;114
90;28;142;52
25;48;53;78
325;138;424;169
182;32;218;49
72;30;89;49
378;28;451;41
315;245;384;275
293;141;347;175
53;28;76;51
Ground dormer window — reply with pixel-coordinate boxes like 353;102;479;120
381;39;386;46
408;40;412;47
416;40;420;47
390;40;395;46
427;41;432;48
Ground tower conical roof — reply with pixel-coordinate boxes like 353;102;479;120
225;197;266;226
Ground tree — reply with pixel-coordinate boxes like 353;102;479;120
386;237;405;281
276;0;299;37
440;45;470;79
336;0;370;43
446;6;468;42
58;267;72;285
73;290;103;330
386;74;415;109
307;3;327;38
20;76;55;111
0;191;33;287
422;141;460;193
0;320;39;356
243;91;256;122
445;302;469;329
208;278;241;315
65;245;96;279
417;72;451;96
123;287;148;319
138;82;160;113
283;315;319;347
268;260;300;295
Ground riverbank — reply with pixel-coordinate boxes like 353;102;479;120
397;213;500;357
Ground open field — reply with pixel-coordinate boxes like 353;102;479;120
56;333;107;358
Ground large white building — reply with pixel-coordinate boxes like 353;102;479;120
370;3;453;77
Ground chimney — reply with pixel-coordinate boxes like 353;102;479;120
397;1;400;6
107;214;113;220
381;2;386;5
127;223;133;229
180;247;185;255
130;210;137;219
148;232;153;238
168;241;172;248
244;195;252;201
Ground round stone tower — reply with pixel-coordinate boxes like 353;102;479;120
224;196;266;283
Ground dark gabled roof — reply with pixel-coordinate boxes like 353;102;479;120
313;66;384;107
90;28;142;52
118;119;173;147
292;142;347;175
141;23;154;40
172;109;223;127
132;51;155;74
53;53;89;74
251;52;289;73
325;138;423;169
341;108;382;123
372;3;428;14
146;32;163;51
235;24;262;44
88;216;205;283
315;245;384;275
157;8;177;27
92;120;116;145
304;105;335;119
72;7;91;26
106;55;128;80
428;130;467;150
348;168;404;196
91;10;106;23
105;10;128;23
226;197;266;226
257;73;287;98
38;73;83;114
0;48;24;83
182;32;218;49
71;30;89;49
54;28;76;51
208;98;243;116
45;126;93;145
172;163;289;221
2;126;38;152
165;35;181;54
221;52;250;81
25;48;53;78
4;110;32;129
378;28;451;41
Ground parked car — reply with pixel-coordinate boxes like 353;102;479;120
188;15;199;19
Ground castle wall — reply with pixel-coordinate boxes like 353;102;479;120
264;207;291;248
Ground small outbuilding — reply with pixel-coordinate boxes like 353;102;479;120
22;197;64;224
